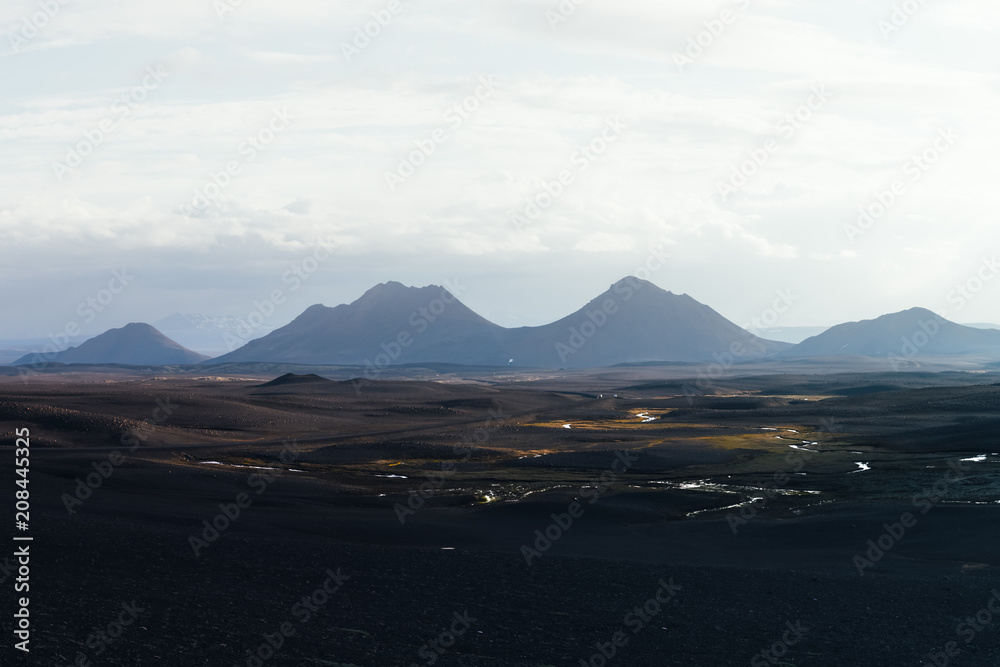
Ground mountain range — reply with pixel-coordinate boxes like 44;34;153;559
11;278;1000;369
210;278;790;368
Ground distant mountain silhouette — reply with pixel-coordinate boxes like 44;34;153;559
14;323;210;366
16;288;1000;371
210;281;508;366
209;277;790;368
781;308;1000;360
504;278;790;367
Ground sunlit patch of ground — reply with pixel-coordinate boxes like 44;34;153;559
761;394;837;401
961;562;992;572
525;408;675;430
692;429;821;452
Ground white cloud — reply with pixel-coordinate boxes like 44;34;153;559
247;51;336;66
1;0;999;336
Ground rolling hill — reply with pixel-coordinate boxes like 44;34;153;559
14;323;210;366
781;308;1000;360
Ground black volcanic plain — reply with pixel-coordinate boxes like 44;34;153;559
4;363;1000;665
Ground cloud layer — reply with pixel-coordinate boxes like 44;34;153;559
2;0;998;337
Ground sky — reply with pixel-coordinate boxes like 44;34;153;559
2;0;999;341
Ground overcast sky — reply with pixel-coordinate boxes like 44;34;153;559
2;0;999;340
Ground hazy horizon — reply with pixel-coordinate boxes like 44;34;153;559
4;274;1000;345
4;274;1000;359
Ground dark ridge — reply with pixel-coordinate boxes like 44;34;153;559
256;373;332;387
829;384;904;396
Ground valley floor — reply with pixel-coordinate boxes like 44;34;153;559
2;366;999;665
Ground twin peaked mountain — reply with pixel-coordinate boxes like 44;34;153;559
16;278;1000;368
212;277;790;368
